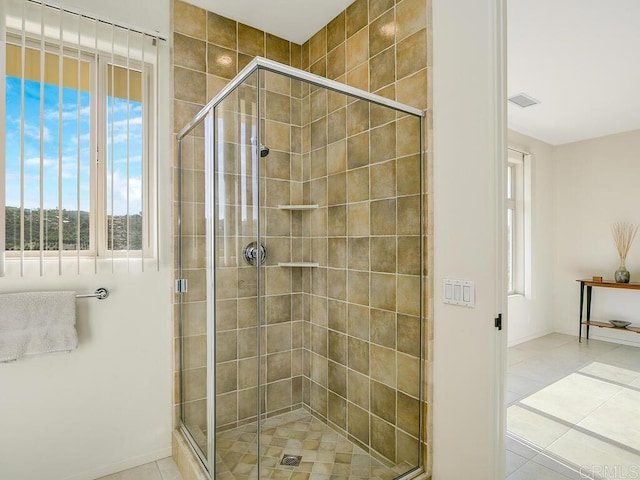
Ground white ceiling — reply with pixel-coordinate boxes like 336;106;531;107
508;0;640;145
185;1;640;146
184;0;355;45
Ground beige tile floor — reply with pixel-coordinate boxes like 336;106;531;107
506;333;640;480
215;409;411;480
96;457;182;480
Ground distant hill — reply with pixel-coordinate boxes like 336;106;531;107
4;206;142;250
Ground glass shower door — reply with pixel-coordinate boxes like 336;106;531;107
210;71;262;477
178;115;210;463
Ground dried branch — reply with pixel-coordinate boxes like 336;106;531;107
611;222;639;264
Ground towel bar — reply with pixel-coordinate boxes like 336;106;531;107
76;288;109;300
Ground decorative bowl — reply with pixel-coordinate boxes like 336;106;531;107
609;320;631;328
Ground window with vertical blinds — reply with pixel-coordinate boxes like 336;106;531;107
1;0;161;276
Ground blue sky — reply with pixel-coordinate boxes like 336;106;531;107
5;75;142;216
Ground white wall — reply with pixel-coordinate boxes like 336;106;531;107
554;129;640;345
432;0;506;478
0;1;174;479
507;130;555;346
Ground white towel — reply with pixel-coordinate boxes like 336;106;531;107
0;291;78;362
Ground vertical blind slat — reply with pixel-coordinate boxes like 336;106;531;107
38;1;44;275
75;13;82;273
0;0;5;276
92;18;98;274
154;35;160;272
140;33;146;272
109;25;115;272
57;5;63;275
125;30;130;271
19;2;26;276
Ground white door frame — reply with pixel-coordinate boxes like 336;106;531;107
431;0;507;478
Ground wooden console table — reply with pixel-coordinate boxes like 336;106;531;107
577;279;640;342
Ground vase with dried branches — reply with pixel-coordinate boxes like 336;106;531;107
611;222;639;283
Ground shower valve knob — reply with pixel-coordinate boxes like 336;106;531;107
243;242;267;266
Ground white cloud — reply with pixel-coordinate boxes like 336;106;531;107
25;157;57;167
24;123;51;142
107;170;142;215
44;105;91;121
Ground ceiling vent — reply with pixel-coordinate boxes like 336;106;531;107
508;93;540;108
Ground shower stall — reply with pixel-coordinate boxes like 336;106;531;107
177;57;424;479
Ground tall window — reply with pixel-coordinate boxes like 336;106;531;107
2;0;159;274
507;149;525;294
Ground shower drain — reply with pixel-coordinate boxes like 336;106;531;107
280;454;302;467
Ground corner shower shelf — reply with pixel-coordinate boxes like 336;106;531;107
277;204;319;210
278;262;320;268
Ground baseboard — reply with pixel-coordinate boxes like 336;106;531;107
62;446;172;480
552;326;640;347
507;328;555;347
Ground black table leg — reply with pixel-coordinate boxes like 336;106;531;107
586;286;592;340
579;281;585;342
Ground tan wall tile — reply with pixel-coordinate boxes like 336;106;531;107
370;160;396;200
370;199;396;235
370;309;396;348
347;202;370;236
346;27;369;73
397;236;421;275
174;33;206;72
370;272;396;311
369;47;395;92
369;9;395;57
327;140;347;175
309;57;326;77
207;43;237;79
371;380;396;424
369;0;395;21
396;0;427;41
348;303;370;340
370;236;396;273
174;0;206;40
347;336;369;374
397;429;419;465
346;0;369;38
348;369;370;408
328;391;347;429
370;344;396;387
347;167;369;203
396;68;428;110
327;268;347;301
397;29;427;80
328;361;347;397
346;62;369;91
207;12;237;49
238;23;265;57
327;43;346;80
327;12;346;52
347;132;370;169
216;361;238;393
173;67;207;105
370;414;396;461
347;100;370;136
266;33;290;64
348;236;370;271
328;300;347;333
348;402;370;445
309;27;327;66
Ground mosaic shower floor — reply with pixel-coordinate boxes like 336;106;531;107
215;409;414;480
